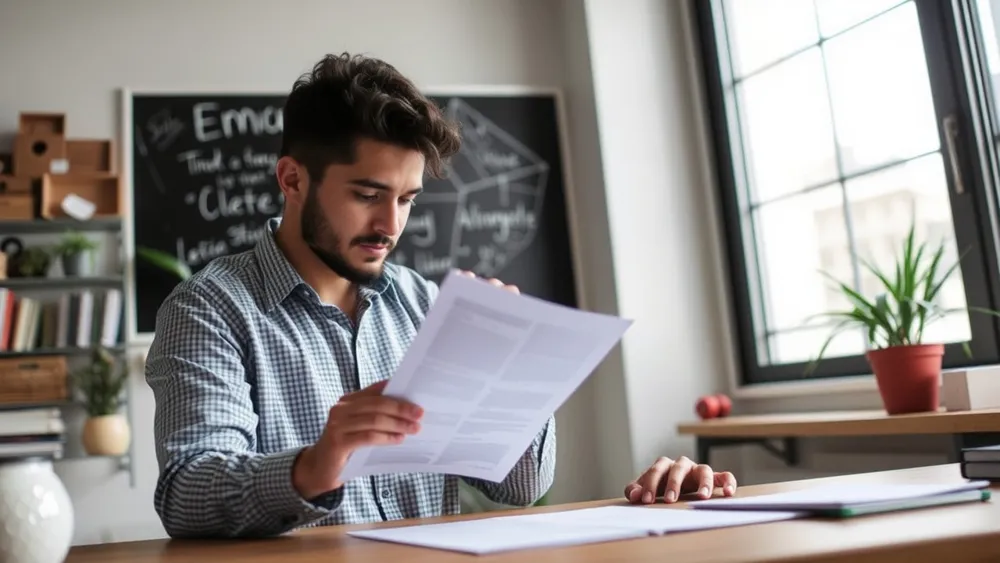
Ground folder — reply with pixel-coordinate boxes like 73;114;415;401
688;481;992;518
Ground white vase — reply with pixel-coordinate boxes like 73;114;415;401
0;458;74;563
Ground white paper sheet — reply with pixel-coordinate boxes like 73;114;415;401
340;270;633;482
346;505;805;555
687;481;992;511
347;518;649;555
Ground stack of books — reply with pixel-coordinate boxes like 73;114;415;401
960;445;1000;480
0;407;64;460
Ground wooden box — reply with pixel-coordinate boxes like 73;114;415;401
13;133;67;178
0;194;34;220
41;173;120;218
0;176;32;194
18;113;66;135
0;355;67;405
67;139;114;174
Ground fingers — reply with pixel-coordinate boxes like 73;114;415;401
341;411;421;436
693;464;714;499
458;271;520;294
333;395;423;422
663;456;695;503
714;471;738;497
344;379;389;397
628;456;674;504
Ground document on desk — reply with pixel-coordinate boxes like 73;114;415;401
347;505;805;554
339;269;633;483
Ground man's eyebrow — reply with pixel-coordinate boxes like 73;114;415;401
348;178;423;195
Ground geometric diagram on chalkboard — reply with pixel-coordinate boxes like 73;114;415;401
390;98;549;279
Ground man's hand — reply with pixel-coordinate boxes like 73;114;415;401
292;380;423;499
624;456;737;504
458;270;520;295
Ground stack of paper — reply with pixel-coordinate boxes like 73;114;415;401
347;505;803;555
687;481;992;517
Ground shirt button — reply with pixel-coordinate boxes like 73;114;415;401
381;489;393;498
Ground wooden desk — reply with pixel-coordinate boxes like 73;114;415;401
676;408;1000;466
65;464;1000;563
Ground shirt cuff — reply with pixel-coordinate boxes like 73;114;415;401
257;447;344;528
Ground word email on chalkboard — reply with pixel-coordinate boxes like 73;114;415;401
127;90;576;337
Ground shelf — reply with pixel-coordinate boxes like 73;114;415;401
0;345;125;359
0;276;123;290
0;217;121;234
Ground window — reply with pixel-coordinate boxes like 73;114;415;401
694;0;1000;384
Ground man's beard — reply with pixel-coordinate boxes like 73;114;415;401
300;190;394;285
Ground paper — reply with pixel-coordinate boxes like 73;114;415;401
347;505;804;555
347;518;648;555
688;481;991;511
340;270;632;482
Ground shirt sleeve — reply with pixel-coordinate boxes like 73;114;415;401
461;415;557;506
145;282;341;538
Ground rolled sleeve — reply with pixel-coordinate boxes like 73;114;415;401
463;415;557;507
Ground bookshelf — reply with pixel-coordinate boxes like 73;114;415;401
0;215;134;488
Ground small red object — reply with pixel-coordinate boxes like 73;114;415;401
696;395;720;419
715;394;732;417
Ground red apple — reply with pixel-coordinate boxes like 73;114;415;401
696;395;720;419
716;394;732;417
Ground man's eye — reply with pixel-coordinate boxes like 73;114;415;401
356;192;378;202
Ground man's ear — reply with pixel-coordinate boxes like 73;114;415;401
275;156;308;204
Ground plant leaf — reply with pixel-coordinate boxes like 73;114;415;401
137;246;192;281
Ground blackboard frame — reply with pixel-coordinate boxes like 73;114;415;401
120;85;586;346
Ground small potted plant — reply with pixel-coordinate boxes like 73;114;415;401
54;231;98;277
73;348;130;456
808;223;1000;414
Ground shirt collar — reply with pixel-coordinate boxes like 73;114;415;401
254;218;394;312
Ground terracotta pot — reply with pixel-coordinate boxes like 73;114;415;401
865;344;945;415
82;414;131;456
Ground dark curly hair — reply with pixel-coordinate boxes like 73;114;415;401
280;52;462;184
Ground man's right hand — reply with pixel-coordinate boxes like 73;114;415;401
292;380;423;499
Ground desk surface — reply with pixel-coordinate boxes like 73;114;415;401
65;464;1000;563
676;407;1000;437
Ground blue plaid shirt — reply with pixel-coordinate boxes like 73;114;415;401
145;218;556;538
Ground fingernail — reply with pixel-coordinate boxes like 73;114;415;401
700;487;710;498
666;490;677;503
628;488;640;503
642;491;653;504
724;485;734;496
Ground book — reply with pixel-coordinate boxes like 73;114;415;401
962;444;1000;463
961;461;1000;481
688;481;992;517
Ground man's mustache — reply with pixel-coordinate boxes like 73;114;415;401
352;234;394;248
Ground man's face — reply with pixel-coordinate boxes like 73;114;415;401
300;138;424;284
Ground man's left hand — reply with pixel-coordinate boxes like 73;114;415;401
624;456;737;504
459;270;520;295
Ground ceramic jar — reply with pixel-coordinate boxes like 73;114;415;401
82;414;131;456
0;458;74;563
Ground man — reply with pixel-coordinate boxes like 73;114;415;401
145;52;555;539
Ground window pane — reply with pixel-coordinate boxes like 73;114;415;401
724;0;819;77
769;325;865;365
824;3;940;174
974;0;1000;129
740;49;839;202
844;153;972;346
814;0;907;38
755;184;853;336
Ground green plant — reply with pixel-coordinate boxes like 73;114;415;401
807;222;1000;374
137;246;191;280
15;247;52;277
73;348;128;417
53;231;98;256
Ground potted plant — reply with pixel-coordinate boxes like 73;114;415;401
808;223;1000;415
73;348;130;456
54;231;98;277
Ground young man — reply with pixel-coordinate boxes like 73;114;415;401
145;53;556;539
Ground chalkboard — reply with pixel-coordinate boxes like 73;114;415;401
125;89;577;338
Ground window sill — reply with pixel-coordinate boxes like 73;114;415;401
731;373;879;400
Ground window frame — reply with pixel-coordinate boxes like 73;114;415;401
691;0;1000;386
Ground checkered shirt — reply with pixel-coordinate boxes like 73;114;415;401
145;218;556;538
